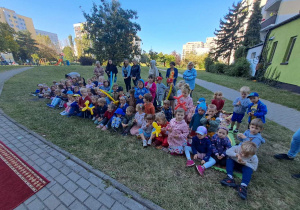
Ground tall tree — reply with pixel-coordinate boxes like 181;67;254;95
211;1;248;65
171;51;181;66
74;34;90;58
35;34;58;60
68;35;74;49
243;0;262;48
140;50;150;66
83;0;141;64
148;49;158;60
157;52;167;66
0;22;19;54
16;31;38;61
62;46;75;61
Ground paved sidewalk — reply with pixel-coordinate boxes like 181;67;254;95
176;72;300;132
0;68;162;210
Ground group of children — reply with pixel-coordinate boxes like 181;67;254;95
34;71;268;200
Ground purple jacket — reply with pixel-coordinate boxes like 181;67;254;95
211;134;232;157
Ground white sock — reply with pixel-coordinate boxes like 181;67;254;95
241;183;247;187
227;174;233;179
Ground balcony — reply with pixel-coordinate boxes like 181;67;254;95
261;15;277;30
264;0;281;11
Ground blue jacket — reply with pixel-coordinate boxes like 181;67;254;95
162;107;172;122
122;65;131;77
233;97;251;114
189;113;204;131
247;100;267;123
211;134;231;156
166;68;178;84
134;79;149;104
131;64;141;79
183;68;197;90
118;103;129;114
238;129;265;148
191;136;212;162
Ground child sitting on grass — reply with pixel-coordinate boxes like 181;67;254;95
200;104;220;137
143;93;155;115
111;83;119;101
97;103;116;129
162;100;172;122
237;118;265;149
60;93;74;116
68;94;80;116
47;89;62;108
211;91;225;116
118;96;129;113
130;104;145;136
247;92;268;125
77;88;91;118
189;102;206;137
94;98;107;125
179;84;194;122
167;108;189;155
128;89;136;108
195;97;206;113
220;141;258;200
100;80;110;92
184;126;216;177
121;106;135;136
211;127;232;166
139;114;155;147
109;108;125;132
176;80;185;96
230;86;251;133
134;79;149;104
148;112;169;148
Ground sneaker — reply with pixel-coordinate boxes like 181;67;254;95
229;127;233;131
186;160;195;167
147;139;152;146
292;174;300;179
237;185;247;200
96;124;103;129
143;140;147;148
274;154;294;160
196;165;205;176
101;126;107;131
220;176;237;188
233;129;239;133
156;145;163;150
92;117;96;121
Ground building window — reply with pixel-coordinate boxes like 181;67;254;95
282;36;297;64
268;41;277;63
251;52;256;59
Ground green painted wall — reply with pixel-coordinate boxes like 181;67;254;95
266;18;300;86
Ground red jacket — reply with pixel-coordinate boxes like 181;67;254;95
79;96;92;108
104;109;115;120
211;99;225;111
144;103;155;115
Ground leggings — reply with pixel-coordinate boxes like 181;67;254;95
124;77;131;92
184;146;216;169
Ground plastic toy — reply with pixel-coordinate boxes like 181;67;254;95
174;95;187;111
99;89;119;105
152;122;162;137
81;100;95;115
166;84;173;100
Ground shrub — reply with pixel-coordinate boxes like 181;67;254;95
209;62;227;74
226;57;250;77
234;46;247;60
78;56;96;66
204;57;214;72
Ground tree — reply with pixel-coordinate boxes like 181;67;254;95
83;0;141;65
148;49;158;60
0;22;19;54
243;0;262;48
16;31;38;61
171;51;181;66
157;52;167;66
211;1;248;65
140;50;150;66
63;46;75;61
74;34;90;58
35;34;58;61
184;52;208;69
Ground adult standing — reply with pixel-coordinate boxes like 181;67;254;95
149;60;159;78
94;61;105;77
105;59;118;83
183;62;197;96
131;58;141;87
166;61;178;85
122;58;131;92
274;128;300;179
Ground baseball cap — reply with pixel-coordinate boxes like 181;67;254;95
196;126;207;135
247;92;259;98
167;78;173;83
157;76;163;81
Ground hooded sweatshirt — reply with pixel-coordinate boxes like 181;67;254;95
134;79;149;104
149;60;159;78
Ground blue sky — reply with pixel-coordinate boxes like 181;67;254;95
1;0;237;54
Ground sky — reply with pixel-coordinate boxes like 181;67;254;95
1;0;238;54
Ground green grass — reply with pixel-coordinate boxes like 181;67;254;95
159;66;300;111
0;66;299;210
0;65;25;73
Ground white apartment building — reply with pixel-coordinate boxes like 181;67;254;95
35;29;59;45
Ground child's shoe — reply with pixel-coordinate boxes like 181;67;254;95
101;126;107;131
96;124;103;129
233;129;239;133
92;117;96;121
220;176;236;188
143;140;147;148
196;165;205;176
186;160;195;167
229;127;233;131
274;153;294;160
147;139;152;146
237;185;247;200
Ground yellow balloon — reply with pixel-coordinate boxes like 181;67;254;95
82;100;95;115
99;89;119;105
152;122;162;137
166;84;173;100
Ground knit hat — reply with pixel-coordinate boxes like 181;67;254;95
157;76;163;81
196;126;207;135
197;102;207;112
197;97;206;104
167;78;173;83
114;108;125;116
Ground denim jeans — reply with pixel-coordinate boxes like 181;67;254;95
184;146;216;169
288;128;300;158
226;158;253;186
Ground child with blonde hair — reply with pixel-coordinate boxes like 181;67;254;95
148;112;169;148
176;80;185;96
130;104;146;135
178;84;194;122
211;91;225;116
166;108;189;155
200;104;220;137
139;114;155;147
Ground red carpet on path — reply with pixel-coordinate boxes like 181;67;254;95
0;141;50;210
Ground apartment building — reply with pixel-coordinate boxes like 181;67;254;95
35;29;59;46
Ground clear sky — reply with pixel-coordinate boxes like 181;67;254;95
1;0;237;54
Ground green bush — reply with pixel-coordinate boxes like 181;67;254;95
204;57;214;72
226;57;250;77
234;46;247;60
78;56;96;66
210;62;227;74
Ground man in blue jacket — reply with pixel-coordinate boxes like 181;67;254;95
247;92;268;124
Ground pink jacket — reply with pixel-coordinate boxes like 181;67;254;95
167;118;189;147
145;82;156;102
179;96;194;114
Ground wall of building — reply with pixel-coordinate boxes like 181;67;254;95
36;29;59;45
266;18;300;86
246;44;263;76
276;0;300;24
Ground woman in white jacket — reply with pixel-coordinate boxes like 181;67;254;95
149;60;159;78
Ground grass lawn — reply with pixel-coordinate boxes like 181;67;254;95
159;66;300;111
0;66;299;210
0;65;26;73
